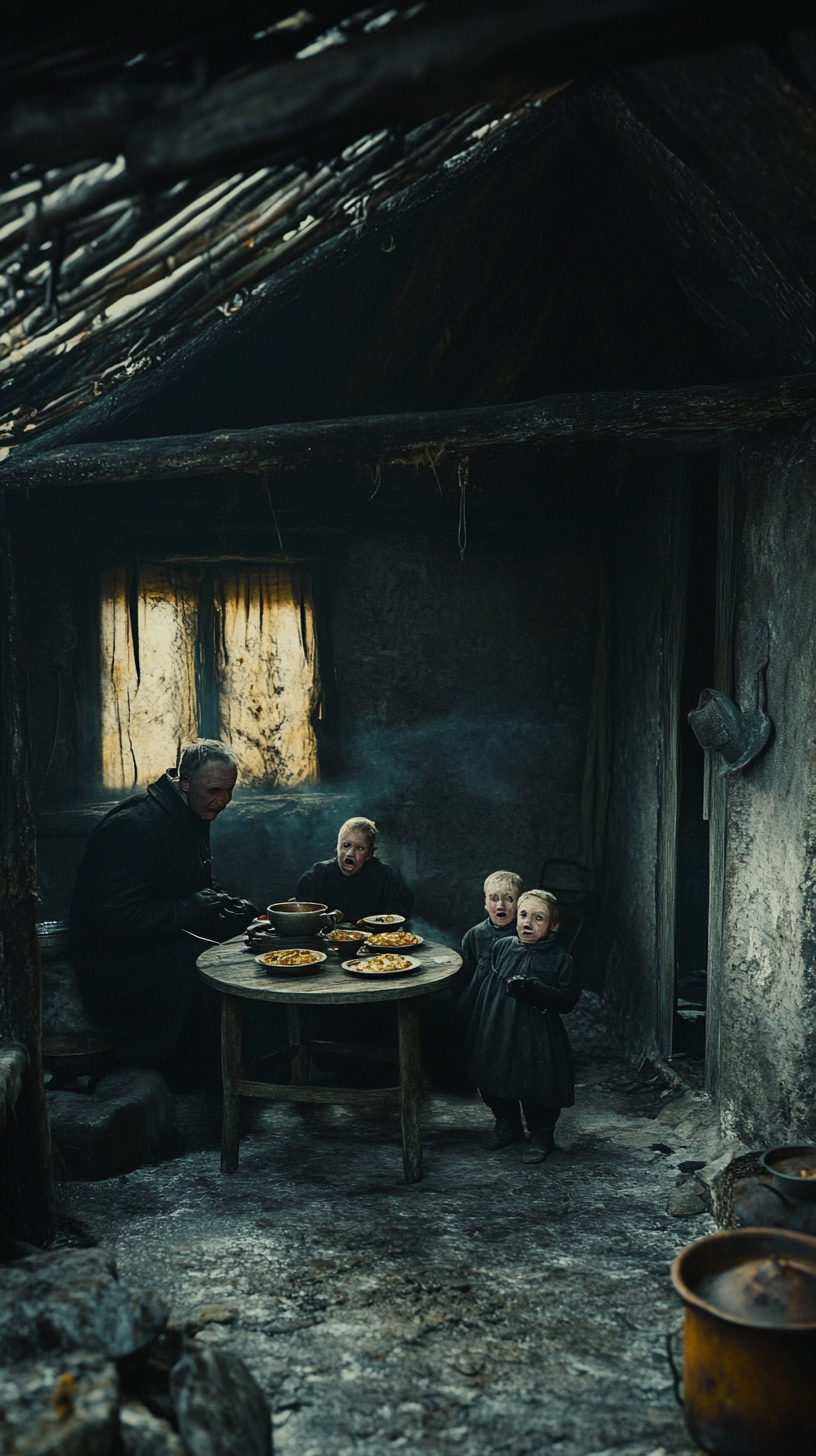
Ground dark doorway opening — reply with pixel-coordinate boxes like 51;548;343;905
674;460;718;1061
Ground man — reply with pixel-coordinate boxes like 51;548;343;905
295;817;414;923
70;740;256;1068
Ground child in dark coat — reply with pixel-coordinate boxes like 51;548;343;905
458;870;524;997
460;889;580;1164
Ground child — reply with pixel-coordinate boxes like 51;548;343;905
457;870;524;998
461;889;580;1164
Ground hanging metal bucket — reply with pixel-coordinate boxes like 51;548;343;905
671;1228;816;1455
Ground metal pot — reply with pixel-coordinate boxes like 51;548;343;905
671;1227;816;1455
759;1145;816;1204
266;901;340;936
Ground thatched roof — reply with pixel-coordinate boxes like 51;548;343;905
0;95;539;452
2;6;816;461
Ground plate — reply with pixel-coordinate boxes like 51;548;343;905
323;930;371;946
363;932;424;950
341;955;421;978
362;914;406;930
255;949;327;976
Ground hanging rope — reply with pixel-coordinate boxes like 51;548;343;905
457;454;469;561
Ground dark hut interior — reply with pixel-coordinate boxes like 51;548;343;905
3;5;816;1453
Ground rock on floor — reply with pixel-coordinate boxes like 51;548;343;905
171;1345;272;1456
49;1069;176;1181
0;1248;166;1363
0;1350;118;1455
119;1397;186;1455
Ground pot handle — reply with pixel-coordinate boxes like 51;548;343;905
665;1328;684;1408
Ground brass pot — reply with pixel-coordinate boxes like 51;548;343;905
671;1228;816;1455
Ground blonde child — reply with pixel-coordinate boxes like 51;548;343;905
457;870;523;996
460;889;580;1164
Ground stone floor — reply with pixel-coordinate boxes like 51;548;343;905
55;1007;718;1456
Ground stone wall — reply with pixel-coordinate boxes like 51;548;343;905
718;424;816;1144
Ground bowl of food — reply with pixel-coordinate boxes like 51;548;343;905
365;930;424;949
361;914;406;932
760;1145;816;1202
341;954;420;978
256;948;327;976
324;928;371;950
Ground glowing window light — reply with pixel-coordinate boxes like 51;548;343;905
100;564;320;791
217;567;319;789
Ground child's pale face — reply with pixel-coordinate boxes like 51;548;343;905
485;887;518;928
517;901;552;944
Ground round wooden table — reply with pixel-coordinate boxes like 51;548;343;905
197;936;462;1183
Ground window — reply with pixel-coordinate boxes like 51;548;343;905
101;563;321;791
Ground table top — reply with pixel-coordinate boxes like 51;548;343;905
197;936;462;1004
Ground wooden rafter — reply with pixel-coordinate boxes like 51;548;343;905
4;371;815;489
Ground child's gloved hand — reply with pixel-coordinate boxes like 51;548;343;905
505;975;559;1010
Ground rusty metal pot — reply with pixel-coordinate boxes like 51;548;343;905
671;1228;816;1455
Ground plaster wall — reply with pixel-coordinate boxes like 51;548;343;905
718;425;816;1143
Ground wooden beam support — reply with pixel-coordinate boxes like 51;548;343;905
3;372;816;491
0;497;55;1246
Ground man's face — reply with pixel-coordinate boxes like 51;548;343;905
517;899;552;945
337;830;373;877
485;886;518;928
180;764;237;821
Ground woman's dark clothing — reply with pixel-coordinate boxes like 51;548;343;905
459;933;580;1106
480;1093;561;1136
70;772;250;1061
295;856;413;923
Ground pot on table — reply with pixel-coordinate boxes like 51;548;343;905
671;1227;816;1455
266;901;342;937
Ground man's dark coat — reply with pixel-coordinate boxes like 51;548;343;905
70;772;225;1059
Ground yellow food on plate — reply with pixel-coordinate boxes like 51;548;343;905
259;949;323;966
798;1167;816;1179
329;930;368;941
367;931;422;947
354;954;415;973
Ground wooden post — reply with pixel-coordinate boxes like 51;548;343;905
655;462;690;1058
0;496;55;1244
220;994;243;1174
398;999;423;1184
286;1004;310;1087
705;440;739;1097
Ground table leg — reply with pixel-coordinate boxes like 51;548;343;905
287;1004;310;1086
220;994;243;1174
398;998;423;1183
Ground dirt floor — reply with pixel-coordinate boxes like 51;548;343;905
55;1004;716;1456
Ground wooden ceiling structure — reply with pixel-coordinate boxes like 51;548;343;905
3;0;816;1245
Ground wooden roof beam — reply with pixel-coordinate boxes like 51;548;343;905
2;372;815;490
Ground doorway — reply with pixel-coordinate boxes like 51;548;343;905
673;458;718;1063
